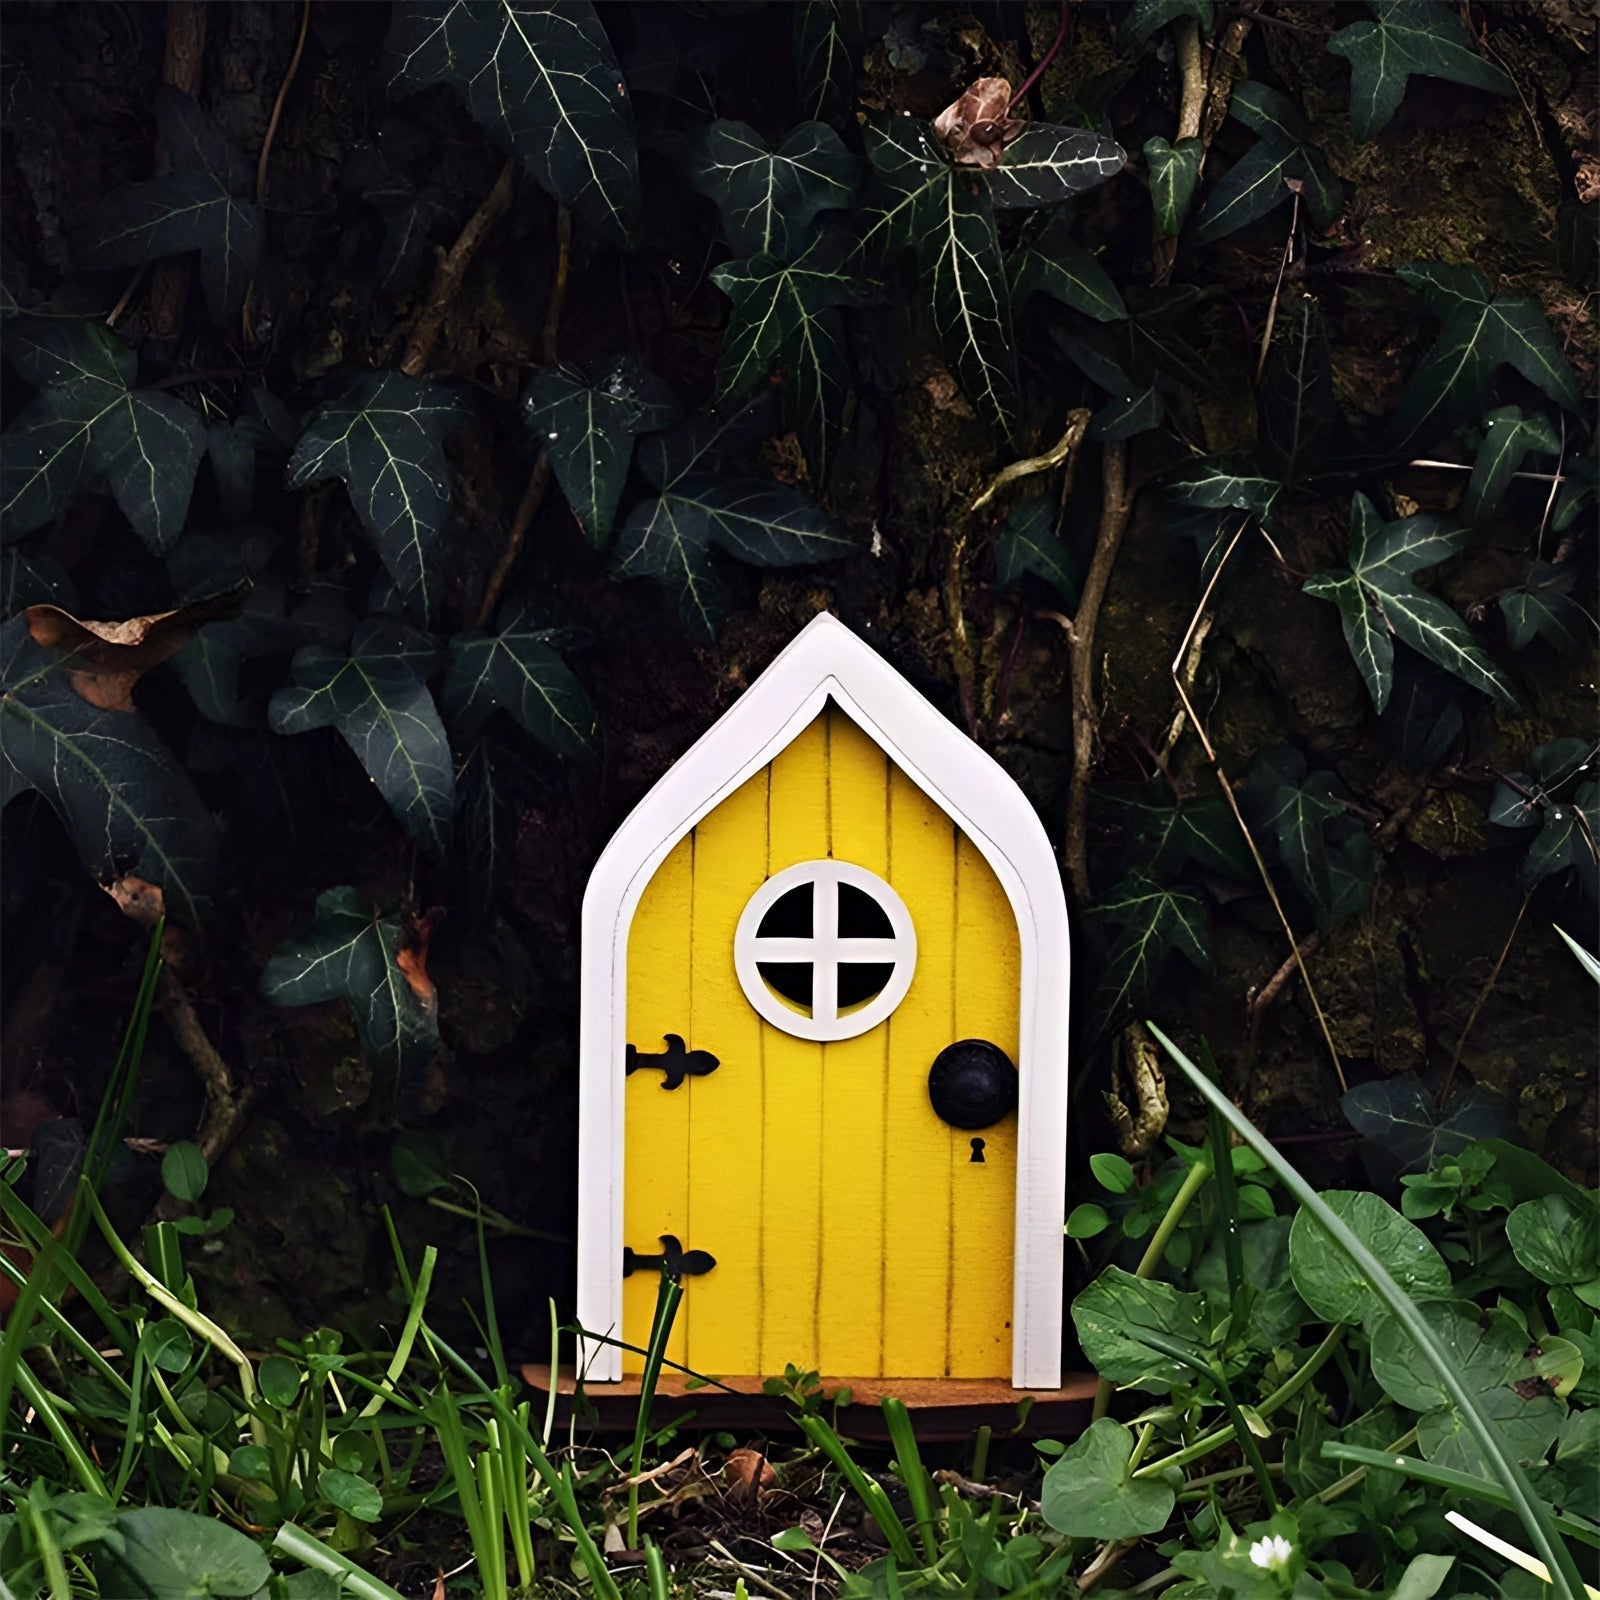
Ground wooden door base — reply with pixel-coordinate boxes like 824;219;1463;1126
520;1364;1099;1441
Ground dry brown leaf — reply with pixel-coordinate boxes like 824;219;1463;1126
107;873;166;927
724;1447;777;1501
396;906;441;1007
933;77;1025;169
25;583;250;712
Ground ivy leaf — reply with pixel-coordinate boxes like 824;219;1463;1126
0;320;205;552
992;498;1076;602
1341;1075;1508;1176
442;607;595;757
1243;746;1350;920
689;120;858;258
341;132;455;298
710;239;859;480
984;124;1126;210
523;358;680;545
385;0;640;247
1329;0;1513;143
2;550;77;618
1462;406;1561;524
1394;262;1582;441
72;87;262;322
1122;0;1212;51
268;620;454;856
261;885;439;1089
1040;1419;1176;1540
793;0;860;123
0;615;217;925
1303;493;1515;712
454;727;552;922
1193;84;1343;244
1166;459;1283;525
1517;782;1598;894
1144;136;1202;236
614;472;855;640
1088;383;1163;442
1096;782;1251;879
286;371;465;622
1072;1266;1209;1392
1088;868;1211;1030
1259;293;1336;486
1500;561;1586;654
1009;218;1126;322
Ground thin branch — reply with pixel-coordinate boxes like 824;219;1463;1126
1007;0;1070;116
256;0;312;205
968;408;1091;514
1063;441;1136;902
1440;891;1530;1102
1255;185;1302;382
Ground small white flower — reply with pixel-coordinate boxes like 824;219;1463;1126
1249;1534;1294;1573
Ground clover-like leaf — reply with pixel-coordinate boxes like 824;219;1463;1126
114;1508;271;1600
1144;136;1202;236
1463;406;1561;525
1394;262;1582;441
1500;561;1587;654
442;607;594;757
689;119;858;259
73;88;262;322
1329;0;1513;143
0;615;217;925
1289;1190;1452;1326
268;620;454;856
385;0;640;247
1259;293;1336;486
1507;1195;1599;1288
614;472;855;640
1303;493;1515;711
710;239;859;479
1010;217;1125;322
1;320;205;553
524;357;680;545
261;885;439;1089
992;498;1076;601
1041;1419;1176;1540
286;371;465;622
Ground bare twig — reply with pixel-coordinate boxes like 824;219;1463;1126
1063;442;1136;902
1248;930;1325;1013
399;159;518;379
1255;185;1302;382
1440;891;1530;1101
256;0;312;205
968;408;1092;514
1157;612;1211;763
1174;17;1206;142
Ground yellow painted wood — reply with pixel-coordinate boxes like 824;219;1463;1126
817;709;890;1375
881;763;957;1377
623;704;1020;1381
622;834;694;1373
684;767;770;1375
949;831;1021;1375
757;714;830;1374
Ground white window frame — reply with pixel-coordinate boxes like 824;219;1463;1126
576;612;1072;1387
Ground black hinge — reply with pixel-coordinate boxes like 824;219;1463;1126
622;1234;717;1280
625;1033;719;1090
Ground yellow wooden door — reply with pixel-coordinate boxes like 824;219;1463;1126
622;704;1020;1378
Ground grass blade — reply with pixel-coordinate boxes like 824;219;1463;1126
273;1524;409;1600
1146;1021;1588;1600
882;1397;940;1563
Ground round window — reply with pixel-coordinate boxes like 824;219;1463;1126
734;861;917;1041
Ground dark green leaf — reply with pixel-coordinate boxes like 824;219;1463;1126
1088;869;1211;1029
442;607;595;757
1394;262;1582;441
1288;1189;1452;1325
614;473;854;640
1463;406;1561;524
1192;137;1297;244
1255;756;1346;915
1;321;205;552
1329;0;1513;143
1500;562;1586;654
1302;571;1392;709
114;1508;270;1599
206;420;260;525
268;620;454;855
1122;0;1213;51
1071;1266;1209;1392
1;616;217;924
1166;459;1282;522
259;1355;303;1408
391;1129;454;1197
453;728;551;922
992;498;1076;601
318;1468;383;1523
286;371;465;621
140;1318;194;1373
1040;1418;1176;1539
260;885;439;1085
386;0;640;247
160;1141;208;1202
1507;1195;1599;1287
1088;382;1163;441
1144;136;1202;236
1097;782;1251;878
689;120;857;258
984;124;1126;210
1;551;77;619
1066;1202;1111;1238
636;392;777;489
1341;1076;1509;1175
1009;219;1126;322
1091;1153;1136;1194
1229;81;1311;145
793;0;860;122
711;240;858;479
1259;294;1336;484
524;358;680;544
73;89;261;322
1520;782;1598;892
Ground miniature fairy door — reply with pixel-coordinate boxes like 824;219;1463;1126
622;703;1020;1379
577;613;1070;1389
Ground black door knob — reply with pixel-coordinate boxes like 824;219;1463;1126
928;1040;1017;1130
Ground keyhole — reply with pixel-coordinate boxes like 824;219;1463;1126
969;1137;986;1164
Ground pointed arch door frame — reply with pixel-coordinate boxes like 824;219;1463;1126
576;613;1072;1387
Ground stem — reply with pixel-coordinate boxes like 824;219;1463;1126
256;0;311;204
1007;0;1070;115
